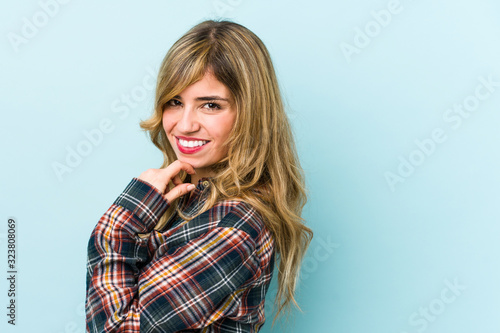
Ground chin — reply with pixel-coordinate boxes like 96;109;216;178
176;157;201;168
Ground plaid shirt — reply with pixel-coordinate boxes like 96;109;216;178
85;177;275;333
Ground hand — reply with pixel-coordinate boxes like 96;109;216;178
138;160;196;203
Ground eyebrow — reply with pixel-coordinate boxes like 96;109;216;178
173;95;230;102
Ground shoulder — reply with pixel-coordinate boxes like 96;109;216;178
212;200;273;249
166;198;273;254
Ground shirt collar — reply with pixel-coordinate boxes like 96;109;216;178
177;176;212;213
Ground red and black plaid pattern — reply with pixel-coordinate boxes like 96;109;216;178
86;178;275;332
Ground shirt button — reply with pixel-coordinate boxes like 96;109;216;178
202;180;210;188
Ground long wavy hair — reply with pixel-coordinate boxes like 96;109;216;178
140;19;313;322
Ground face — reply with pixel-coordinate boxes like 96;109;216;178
162;71;237;179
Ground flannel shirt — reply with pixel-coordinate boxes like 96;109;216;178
85;177;275;333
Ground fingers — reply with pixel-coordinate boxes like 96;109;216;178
164;183;196;203
162;160;195;183
171;174;182;186
138;160;196;203
138;169;168;194
170;160;196;176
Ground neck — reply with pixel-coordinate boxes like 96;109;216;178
189;167;213;185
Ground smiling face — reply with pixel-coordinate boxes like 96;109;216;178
162;71;237;183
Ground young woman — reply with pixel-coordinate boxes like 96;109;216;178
85;20;313;332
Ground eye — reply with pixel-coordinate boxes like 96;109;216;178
203;102;222;110
165;99;182;108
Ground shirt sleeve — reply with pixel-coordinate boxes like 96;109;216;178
85;178;261;333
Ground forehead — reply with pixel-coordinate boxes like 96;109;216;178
177;71;231;99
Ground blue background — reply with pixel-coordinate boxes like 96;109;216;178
1;0;500;332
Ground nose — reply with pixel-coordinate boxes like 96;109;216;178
176;105;200;133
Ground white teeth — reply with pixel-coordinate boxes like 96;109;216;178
179;139;208;148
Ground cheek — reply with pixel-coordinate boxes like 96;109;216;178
211;126;232;146
162;114;174;134
214;115;236;140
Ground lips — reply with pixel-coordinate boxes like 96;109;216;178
175;136;210;154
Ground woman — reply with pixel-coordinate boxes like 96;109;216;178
85;19;313;332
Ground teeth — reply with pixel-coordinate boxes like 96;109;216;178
179;138;208;148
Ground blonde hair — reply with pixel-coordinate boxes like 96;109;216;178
140;19;313;322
